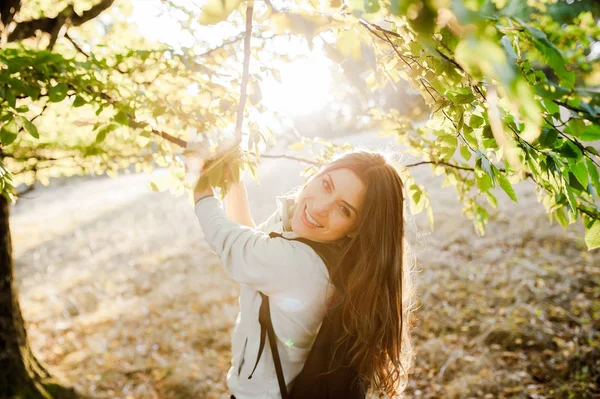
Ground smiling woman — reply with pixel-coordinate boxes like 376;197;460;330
193;149;414;398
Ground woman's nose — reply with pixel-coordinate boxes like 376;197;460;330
313;200;334;215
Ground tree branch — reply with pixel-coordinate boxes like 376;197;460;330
126;120;187;148
554;100;599;123
0;0;21;28
70;0;115;26
64;31;88;57
261;153;321;166
8;0;115;42
235;0;254;144
198;33;246;58
543;117;600;168
404;160;476;172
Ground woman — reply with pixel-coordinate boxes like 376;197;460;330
193;150;414;398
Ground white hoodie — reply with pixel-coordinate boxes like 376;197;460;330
195;195;335;399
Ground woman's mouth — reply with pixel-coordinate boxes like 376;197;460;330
301;205;323;228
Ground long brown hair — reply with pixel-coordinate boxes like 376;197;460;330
301;150;415;397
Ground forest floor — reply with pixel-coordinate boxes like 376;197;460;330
11;131;599;399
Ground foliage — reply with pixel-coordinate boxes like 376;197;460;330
250;0;600;249
1;0;599;251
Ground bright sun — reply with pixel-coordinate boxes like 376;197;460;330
261;50;333;117
129;0;333;117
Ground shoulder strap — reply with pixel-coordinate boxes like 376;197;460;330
258;292;290;399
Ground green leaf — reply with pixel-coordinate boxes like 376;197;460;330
2;118;18;134
565;118;585;137
95;123;118;142
408;184;425;214
73;95;86;107
585;157;600;195
426;202;434;231
475;172;493;192
5;88;16;108
199;0;243;25
288;142;306;151
497;173;517;202
249;82;262;105
579;125;600;141
559;141;582;161
469;114;484;128
543;98;559;115
364;0;380;13
439;134;458;159
570;160;588;190
114;110;129;126
48;83;68;102
0;119;18;145
95;104;105;116
453;93;476;105
554;207;568;228
460;143;472;161
563;183;577;213
537;128;558;148
579;101;598;117
500;35;517;62
565;171;585;192
388;0;409;16
522;23;574;89
475;150;496;184
474;204;488;237
586;146;599;156
19;117;38;139
584;220;600;251
485;191;498;208
208;162;224;187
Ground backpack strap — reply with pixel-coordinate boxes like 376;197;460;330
259;292;290;399
247;303;267;380
246;290;289;398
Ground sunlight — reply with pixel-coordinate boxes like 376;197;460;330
261;49;333;116
129;0;196;48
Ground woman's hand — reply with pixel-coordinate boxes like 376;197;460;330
182;141;214;203
185;137;238;203
193;159;215;203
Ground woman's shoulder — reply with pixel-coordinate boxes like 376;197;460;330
267;233;329;276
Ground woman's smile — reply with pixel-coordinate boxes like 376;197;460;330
302;205;324;228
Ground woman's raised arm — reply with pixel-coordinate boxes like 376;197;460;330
224;181;255;228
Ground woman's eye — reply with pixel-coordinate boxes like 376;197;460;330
340;206;350;217
323;180;330;191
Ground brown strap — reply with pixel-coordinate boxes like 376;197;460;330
259;292;290;399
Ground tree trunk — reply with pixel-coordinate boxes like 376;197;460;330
0;195;78;398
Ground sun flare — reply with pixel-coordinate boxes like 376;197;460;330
261;50;333;116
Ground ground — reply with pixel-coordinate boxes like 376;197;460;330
11;131;599;398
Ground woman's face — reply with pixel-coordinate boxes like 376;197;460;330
291;168;366;242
